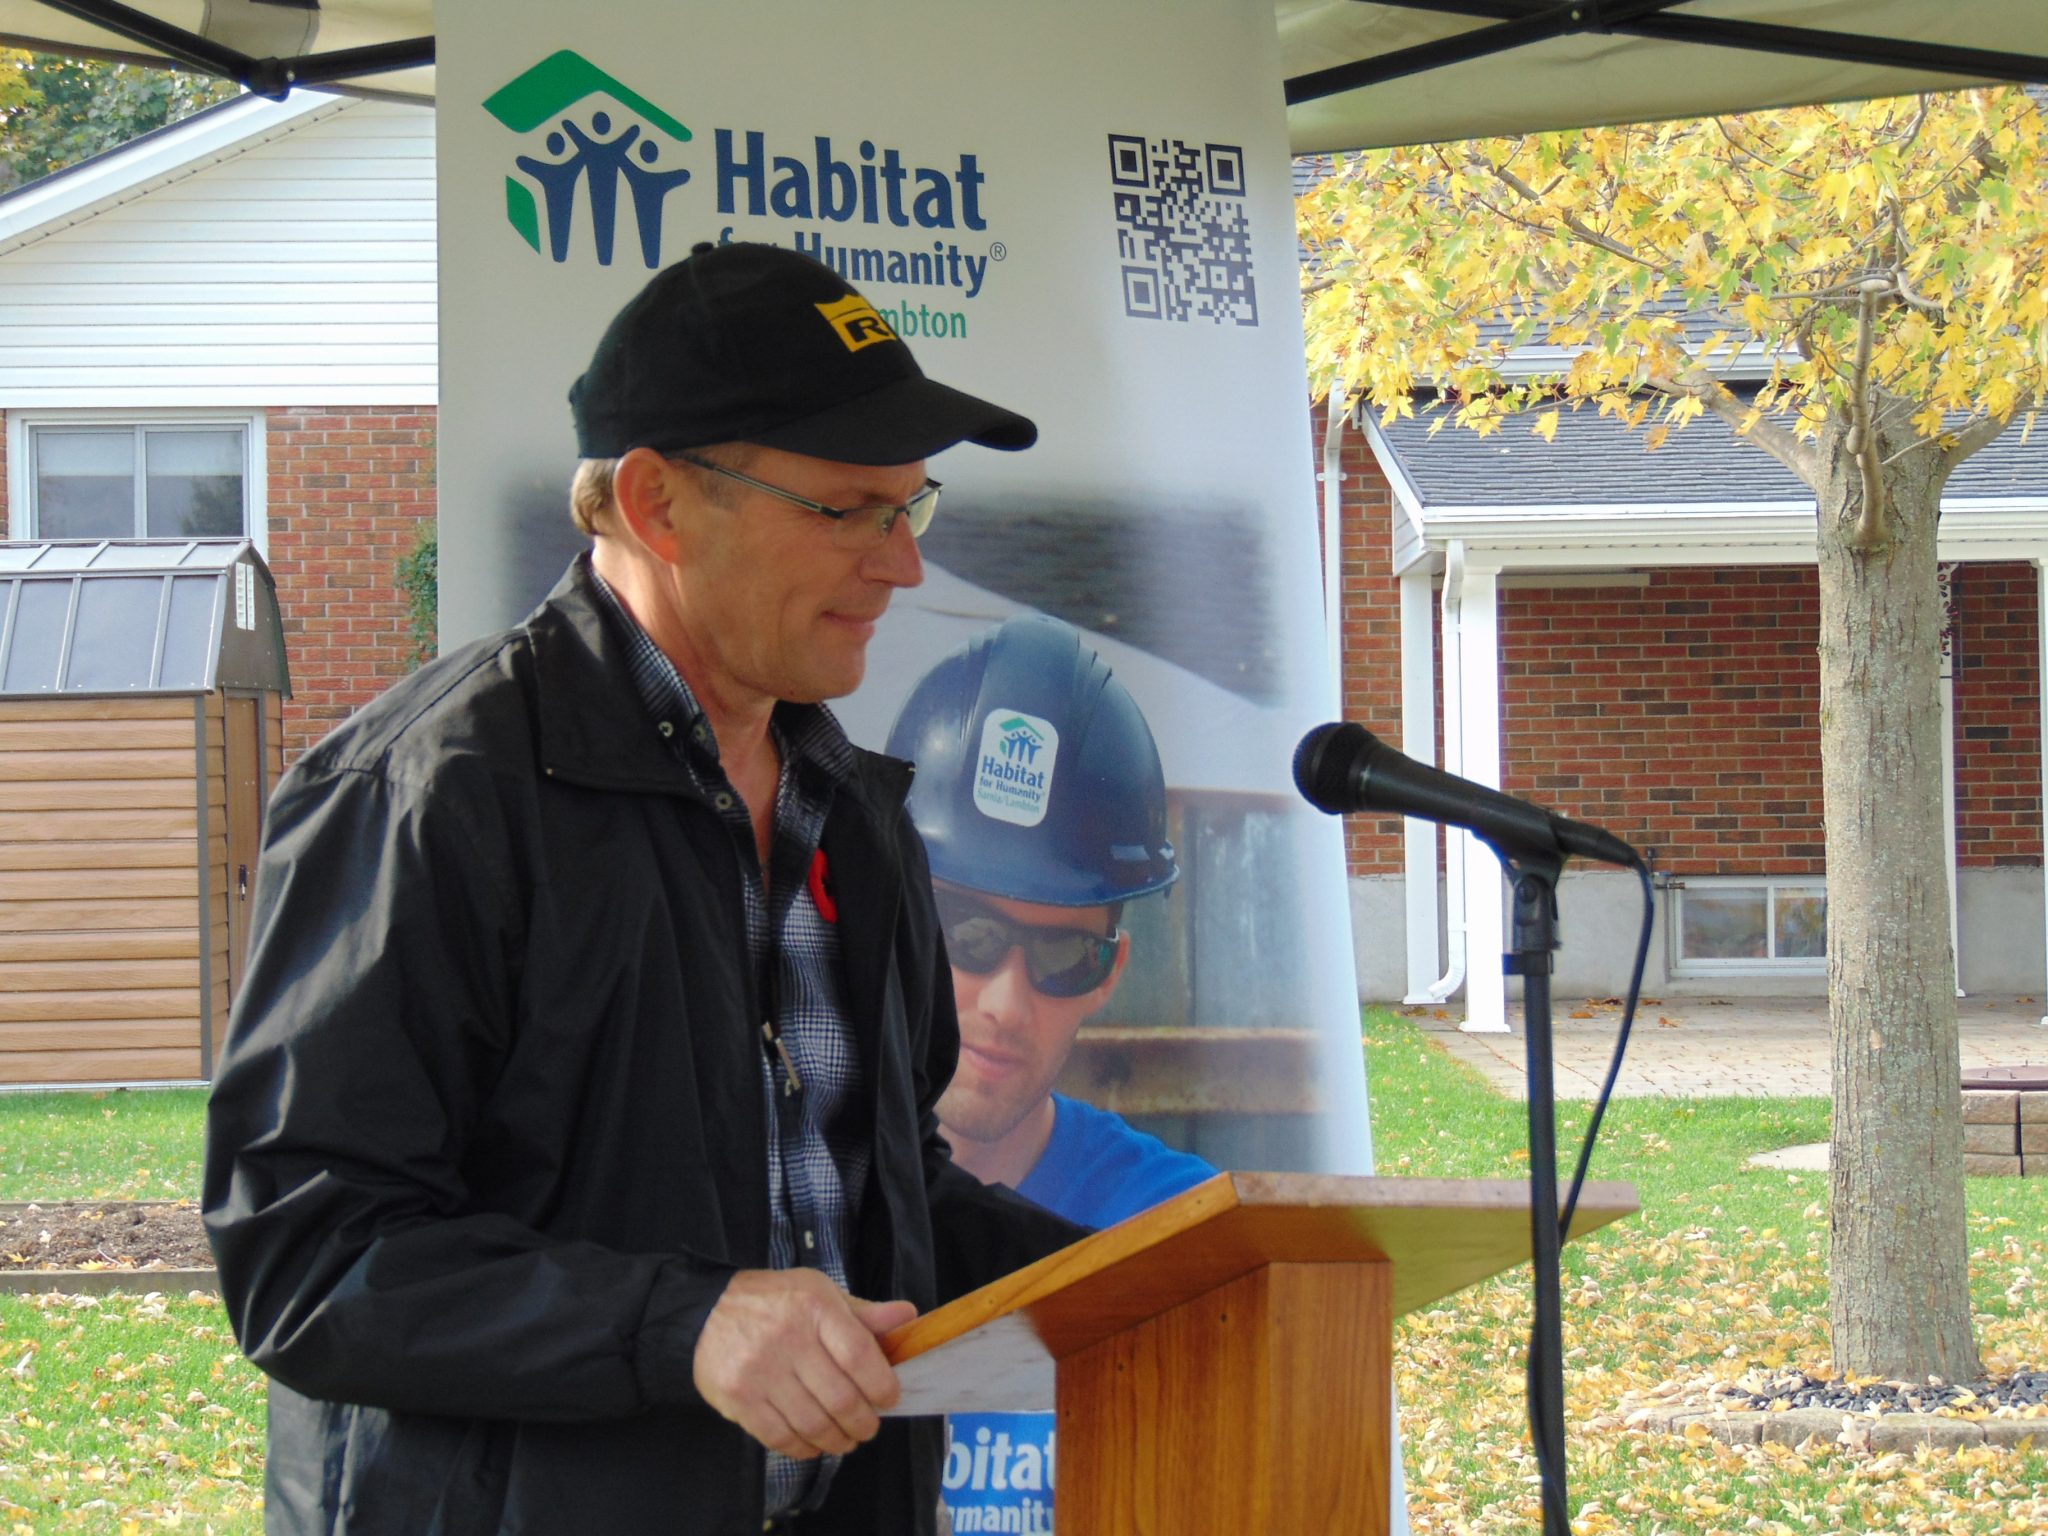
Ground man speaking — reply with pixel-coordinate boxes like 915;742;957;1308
204;243;1085;1536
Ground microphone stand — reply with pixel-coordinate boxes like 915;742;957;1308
1496;844;1570;1536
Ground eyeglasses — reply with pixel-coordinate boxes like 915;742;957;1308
674;453;941;548
934;888;1120;999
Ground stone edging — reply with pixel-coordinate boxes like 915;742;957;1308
1628;1404;2046;1452
0;1267;217;1296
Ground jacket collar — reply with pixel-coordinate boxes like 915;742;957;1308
524;553;916;817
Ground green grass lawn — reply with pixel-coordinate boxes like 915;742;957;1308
1;1028;2044;1534
0;1090;208;1203
0;1291;264;1534
0;1088;258;1533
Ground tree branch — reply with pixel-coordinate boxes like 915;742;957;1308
1484;158;1653;270
1890;268;1945;320
1890;96;1932;154
1944;403;2029;469
1650;369;1818;483
1845;283;1888;549
1715;117;1810;179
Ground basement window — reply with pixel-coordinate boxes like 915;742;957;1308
1670;877;1827;974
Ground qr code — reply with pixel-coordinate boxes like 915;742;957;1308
1109;134;1257;326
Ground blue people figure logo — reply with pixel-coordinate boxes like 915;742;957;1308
999;719;1045;765
484;52;694;269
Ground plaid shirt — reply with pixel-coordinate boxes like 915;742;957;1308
591;574;870;1518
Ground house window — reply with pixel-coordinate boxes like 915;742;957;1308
23;421;254;541
1671;877;1827;972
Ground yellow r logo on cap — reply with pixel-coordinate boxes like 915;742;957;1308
816;294;899;353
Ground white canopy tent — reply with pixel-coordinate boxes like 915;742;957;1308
1;0;2042;150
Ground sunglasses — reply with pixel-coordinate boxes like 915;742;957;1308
674;452;941;548
934;889;1120;999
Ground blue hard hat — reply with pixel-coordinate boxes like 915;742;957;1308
886;615;1177;907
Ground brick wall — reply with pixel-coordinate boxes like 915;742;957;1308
1325;405;2044;879
1953;562;2044;866
1494;564;2043;874
1499;568;1825;875
265;407;436;762
1317;400;1410;876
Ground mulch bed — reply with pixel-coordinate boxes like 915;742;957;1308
1721;1368;2048;1416
0;1200;212;1272
1619;1365;2048;1453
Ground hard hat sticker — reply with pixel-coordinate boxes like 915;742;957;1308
973;709;1060;828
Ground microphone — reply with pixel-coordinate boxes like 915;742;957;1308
1293;722;1640;869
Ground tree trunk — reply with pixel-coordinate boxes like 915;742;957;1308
1814;410;1982;1384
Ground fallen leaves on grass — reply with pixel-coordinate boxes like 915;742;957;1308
1393;1209;2048;1535
0;1291;264;1531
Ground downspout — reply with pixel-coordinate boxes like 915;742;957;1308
1425;540;1469;1003
1322;391;1348;698
1939;563;1963;998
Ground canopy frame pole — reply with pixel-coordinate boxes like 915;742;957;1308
29;0;433;97
1286;0;1700;103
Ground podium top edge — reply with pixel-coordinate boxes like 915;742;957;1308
883;1172;1639;1367
1215;1171;1639;1217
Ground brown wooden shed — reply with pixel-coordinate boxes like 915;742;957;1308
0;538;289;1087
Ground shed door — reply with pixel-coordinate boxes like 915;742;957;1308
225;695;264;999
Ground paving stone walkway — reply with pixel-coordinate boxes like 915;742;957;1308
1403;994;2048;1098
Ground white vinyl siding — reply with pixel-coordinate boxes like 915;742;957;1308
0;98;435;407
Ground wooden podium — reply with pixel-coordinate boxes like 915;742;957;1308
883;1172;1636;1534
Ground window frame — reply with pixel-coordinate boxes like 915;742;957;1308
8;409;268;557
1668;874;1828;976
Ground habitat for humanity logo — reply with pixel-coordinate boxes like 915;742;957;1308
974;710;1059;828
483;51;693;269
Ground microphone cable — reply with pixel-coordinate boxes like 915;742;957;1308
1562;853;1656;1236
1525;851;1656;1533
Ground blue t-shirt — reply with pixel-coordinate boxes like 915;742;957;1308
943;1096;1216;1533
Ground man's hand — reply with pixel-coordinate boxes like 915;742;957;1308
693;1269;919;1459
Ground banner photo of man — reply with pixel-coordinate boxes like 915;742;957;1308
433;0;1399;1530
887;614;1216;1530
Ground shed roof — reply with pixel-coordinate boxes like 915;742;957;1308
0;538;290;696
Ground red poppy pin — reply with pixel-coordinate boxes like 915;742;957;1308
807;848;839;923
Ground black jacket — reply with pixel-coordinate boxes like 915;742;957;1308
203;557;1083;1535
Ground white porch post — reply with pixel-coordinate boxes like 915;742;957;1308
1457;564;1509;1033
1400;564;1441;1002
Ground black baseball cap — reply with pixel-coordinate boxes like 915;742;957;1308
569;241;1037;464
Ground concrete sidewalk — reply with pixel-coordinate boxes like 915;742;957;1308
1403;994;2048;1098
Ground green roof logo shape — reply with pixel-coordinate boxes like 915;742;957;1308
484;51;691;142
484;51;694;269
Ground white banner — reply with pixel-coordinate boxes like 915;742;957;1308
437;3;1397;1528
